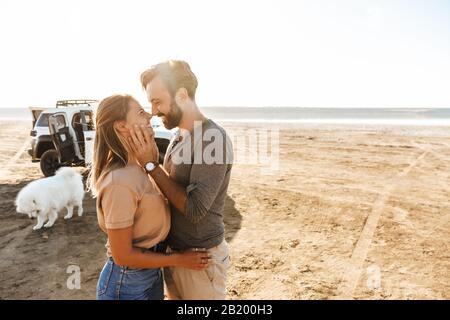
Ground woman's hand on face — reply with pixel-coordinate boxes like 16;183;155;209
174;249;211;270
129;124;159;166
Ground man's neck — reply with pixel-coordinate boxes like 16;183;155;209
178;103;207;133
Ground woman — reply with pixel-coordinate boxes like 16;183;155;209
88;94;209;300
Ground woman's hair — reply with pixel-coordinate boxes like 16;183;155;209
87;94;136;197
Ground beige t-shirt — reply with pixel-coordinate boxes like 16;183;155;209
96;164;171;257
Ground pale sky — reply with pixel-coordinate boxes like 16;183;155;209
0;0;449;108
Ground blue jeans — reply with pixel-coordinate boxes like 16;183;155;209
96;257;164;300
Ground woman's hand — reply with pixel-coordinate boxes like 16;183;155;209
129;124;159;166
173;249;211;270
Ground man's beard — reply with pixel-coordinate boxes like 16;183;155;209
159;99;183;129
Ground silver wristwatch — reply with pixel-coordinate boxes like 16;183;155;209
145;161;159;173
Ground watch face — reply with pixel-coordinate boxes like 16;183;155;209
145;162;155;171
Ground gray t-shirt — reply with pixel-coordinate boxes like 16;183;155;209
163;119;233;250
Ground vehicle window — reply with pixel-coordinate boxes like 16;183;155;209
72;113;81;128
151;116;163;127
76;111;94;130
36;113;50;127
84;112;94;130
54;115;66;129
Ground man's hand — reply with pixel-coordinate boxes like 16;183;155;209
129;124;159;166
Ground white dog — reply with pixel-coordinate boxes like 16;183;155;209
15;167;85;230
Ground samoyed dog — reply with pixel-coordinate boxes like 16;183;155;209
15;167;85;230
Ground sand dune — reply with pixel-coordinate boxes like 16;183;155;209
0;120;449;299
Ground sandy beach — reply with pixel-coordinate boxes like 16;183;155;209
0;120;449;299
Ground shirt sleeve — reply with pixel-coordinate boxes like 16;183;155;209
185;163;229;224
101;184;137;229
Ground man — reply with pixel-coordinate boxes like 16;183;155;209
129;60;233;299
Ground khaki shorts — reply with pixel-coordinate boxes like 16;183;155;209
164;240;231;300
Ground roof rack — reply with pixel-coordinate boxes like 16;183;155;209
56;99;98;108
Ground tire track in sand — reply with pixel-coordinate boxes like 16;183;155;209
336;147;430;299
6;138;30;166
0;138;30;179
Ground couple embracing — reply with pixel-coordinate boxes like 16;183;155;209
88;60;233;300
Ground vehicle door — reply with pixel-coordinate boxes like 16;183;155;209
79;110;95;165
48;113;75;164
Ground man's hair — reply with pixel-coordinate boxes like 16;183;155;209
140;60;198;100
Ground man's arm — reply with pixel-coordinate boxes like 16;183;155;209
108;226;210;270
129;125;230;224
147;161;229;225
183;163;229;224
149;165;188;215
101;180;210;270
150;163;229;224
128;124;188;214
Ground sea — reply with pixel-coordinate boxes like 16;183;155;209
1;107;450;126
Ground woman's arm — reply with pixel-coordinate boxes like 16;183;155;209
107;226;209;270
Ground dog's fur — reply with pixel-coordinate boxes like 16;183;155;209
15;167;85;230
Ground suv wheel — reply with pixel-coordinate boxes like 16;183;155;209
40;149;60;177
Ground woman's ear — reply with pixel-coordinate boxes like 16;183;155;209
114;120;129;136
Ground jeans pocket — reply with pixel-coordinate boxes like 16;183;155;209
120;268;163;300
124;268;160;284
97;260;114;297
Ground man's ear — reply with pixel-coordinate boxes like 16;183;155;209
113;120;129;135
175;88;189;106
